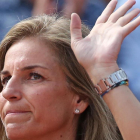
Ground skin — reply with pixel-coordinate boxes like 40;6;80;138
32;0;87;18
32;0;56;15
70;0;140;139
0;37;88;140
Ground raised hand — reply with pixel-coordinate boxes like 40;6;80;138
70;0;140;83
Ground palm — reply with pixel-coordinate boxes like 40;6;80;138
74;23;123;67
71;0;140;72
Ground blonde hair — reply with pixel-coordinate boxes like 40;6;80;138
0;15;120;140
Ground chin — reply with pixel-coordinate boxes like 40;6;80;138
5;124;28;140
6;132;24;140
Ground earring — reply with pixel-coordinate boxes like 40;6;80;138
75;109;80;114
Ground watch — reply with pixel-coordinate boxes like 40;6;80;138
94;69;128;95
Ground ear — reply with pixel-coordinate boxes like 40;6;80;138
73;95;89;114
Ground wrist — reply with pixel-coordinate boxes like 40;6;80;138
86;64;119;84
90;67;128;96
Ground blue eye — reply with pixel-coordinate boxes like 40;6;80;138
1;76;11;86
29;73;43;80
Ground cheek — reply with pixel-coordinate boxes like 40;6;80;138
24;83;74;126
25;84;59;111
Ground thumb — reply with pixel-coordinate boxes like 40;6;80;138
70;13;83;46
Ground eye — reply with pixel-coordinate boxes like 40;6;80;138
29;73;43;80
1;76;11;86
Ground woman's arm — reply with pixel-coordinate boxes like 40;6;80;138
63;0;87;18
32;0;56;16
70;0;140;139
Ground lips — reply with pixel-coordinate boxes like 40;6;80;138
2;105;31;119
6;111;30;116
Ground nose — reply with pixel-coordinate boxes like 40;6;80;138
1;77;22;101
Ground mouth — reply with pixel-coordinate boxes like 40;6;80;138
6;111;30;116
3;110;32;123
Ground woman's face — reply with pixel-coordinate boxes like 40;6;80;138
0;37;77;140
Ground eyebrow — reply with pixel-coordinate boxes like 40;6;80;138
20;65;48;71
0;65;48;76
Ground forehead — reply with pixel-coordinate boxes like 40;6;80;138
3;37;57;70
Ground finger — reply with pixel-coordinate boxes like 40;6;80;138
123;16;140;37
108;0;136;23
96;0;118;24
117;9;140;26
70;13;82;46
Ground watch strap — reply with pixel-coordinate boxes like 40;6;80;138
94;69;128;95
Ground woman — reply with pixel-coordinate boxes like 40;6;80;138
0;16;118;140
0;6;119;140
0;0;140;140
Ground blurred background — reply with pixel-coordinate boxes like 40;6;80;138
0;0;110;41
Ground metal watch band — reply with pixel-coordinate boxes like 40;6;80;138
94;69;128;95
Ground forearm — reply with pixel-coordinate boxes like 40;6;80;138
104;85;140;140
88;66;140;140
33;0;51;8
64;0;88;17
32;0;55;15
